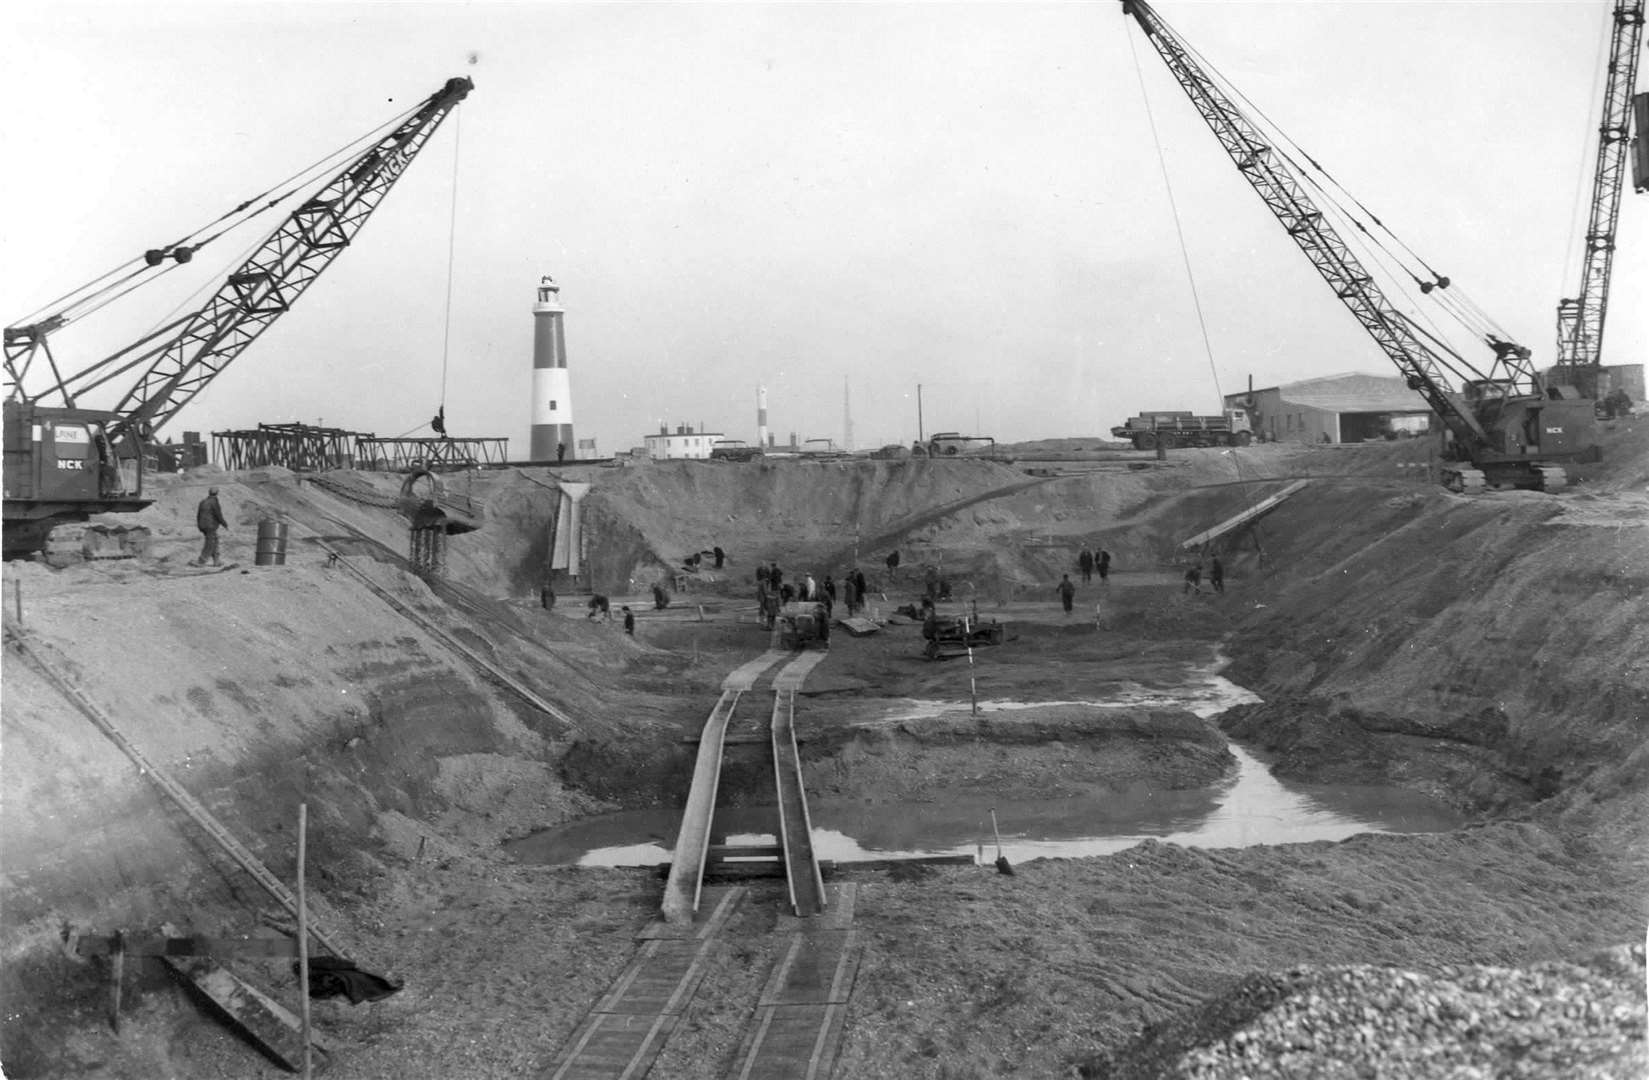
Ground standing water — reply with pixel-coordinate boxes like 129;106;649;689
507;664;1465;867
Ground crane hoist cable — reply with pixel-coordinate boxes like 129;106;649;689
1176;32;1447;286
436;106;464;432
1556;8;1618;307
8;101;424;337
1137;1;1530;407
1123;25;1228;417
1172;27;1528;351
1125;21;1260;487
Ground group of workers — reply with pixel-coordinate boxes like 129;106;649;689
1183;556;1225;595
570;538;1228;640
753;562;874;630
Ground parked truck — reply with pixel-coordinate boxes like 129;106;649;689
1110;409;1253;450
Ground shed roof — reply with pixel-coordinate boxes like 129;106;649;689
1231;372;1432;414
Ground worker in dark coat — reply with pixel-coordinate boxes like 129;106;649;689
1210;556;1225;594
652;583;671;610
1078;547;1095;583
1097;549;1112;583
1057;574;1076;614
193;486;228;566
1183;564;1202;595
713;545;726;569
587;594;611;620
853;568;868;603
622;606;635;636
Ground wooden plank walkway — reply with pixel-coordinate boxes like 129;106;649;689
727;914;862;1080
771;650;830;692
770;690;826;918
1179;479;1310;550
723;649;792;691
661;691;742;924
545;888;745;1080
552;647;859;1079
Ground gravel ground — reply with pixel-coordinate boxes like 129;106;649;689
1094;943;1647;1079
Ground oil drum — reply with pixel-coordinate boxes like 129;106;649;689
254;519;289;566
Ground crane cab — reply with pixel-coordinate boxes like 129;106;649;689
3;401;150;557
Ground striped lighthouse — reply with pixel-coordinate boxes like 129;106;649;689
530;275;575;462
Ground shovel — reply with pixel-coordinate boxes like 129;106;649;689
989;808;1014;876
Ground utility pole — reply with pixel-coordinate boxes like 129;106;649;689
917;383;924;443
842;375;853;452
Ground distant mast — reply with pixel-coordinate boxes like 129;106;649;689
757;384;769;449
530;275;575;461
842;375;854;452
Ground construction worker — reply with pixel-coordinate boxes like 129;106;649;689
1057;573;1076;615
1183;564;1202;595
1078;546;1094;583
193;486;228;566
622;606;635;635
1210;556;1225;594
1097;549;1112;584
652;582;671;610
586;594;611;620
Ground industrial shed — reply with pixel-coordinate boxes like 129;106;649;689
1227;372;1433;444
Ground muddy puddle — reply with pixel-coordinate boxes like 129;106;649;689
508;743;1465;868
511;666;1463;867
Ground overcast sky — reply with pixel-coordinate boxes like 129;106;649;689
5;1;1644;456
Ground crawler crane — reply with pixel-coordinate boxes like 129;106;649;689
1553;0;1644;411
1120;1;1599;492
2;76;474;557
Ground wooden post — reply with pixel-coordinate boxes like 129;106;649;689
108;930;124;1033
296;803;312;1080
963;616;979;716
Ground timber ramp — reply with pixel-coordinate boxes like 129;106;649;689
1180;479;1310;550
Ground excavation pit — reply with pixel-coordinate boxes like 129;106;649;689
5;435;1646;1079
